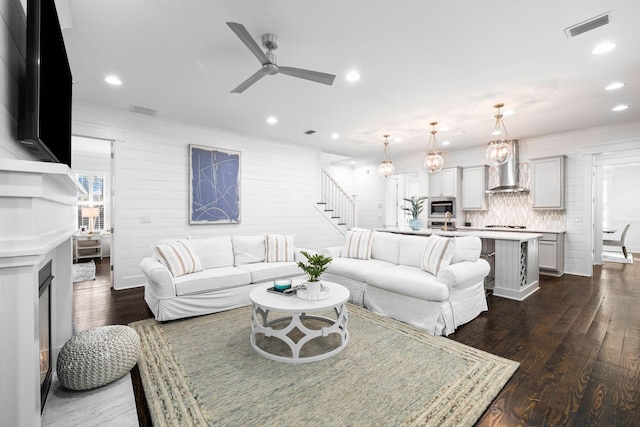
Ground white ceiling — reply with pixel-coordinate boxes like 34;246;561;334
61;0;640;163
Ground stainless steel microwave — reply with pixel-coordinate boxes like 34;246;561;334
429;197;455;217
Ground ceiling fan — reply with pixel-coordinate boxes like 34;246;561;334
226;22;336;93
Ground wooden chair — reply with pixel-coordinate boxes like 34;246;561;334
603;223;631;258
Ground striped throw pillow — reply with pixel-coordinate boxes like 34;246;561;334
342;229;374;260
421;235;455;276
153;239;203;277
265;234;295;262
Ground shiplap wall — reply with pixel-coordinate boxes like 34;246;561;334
0;0;35;162
72;103;345;289
350;121;640;277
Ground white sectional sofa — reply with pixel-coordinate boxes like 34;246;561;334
322;230;490;336
140;235;303;321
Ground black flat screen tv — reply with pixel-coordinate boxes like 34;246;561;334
18;0;73;168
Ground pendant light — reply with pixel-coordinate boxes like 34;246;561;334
423;122;444;173
485;103;514;167
378;134;395;177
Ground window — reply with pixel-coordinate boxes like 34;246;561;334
76;171;109;231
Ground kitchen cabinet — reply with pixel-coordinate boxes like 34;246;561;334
461;165;488;210
429;167;460;197
538;232;564;276
530;155;565;209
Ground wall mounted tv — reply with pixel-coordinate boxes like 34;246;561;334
18;0;73;168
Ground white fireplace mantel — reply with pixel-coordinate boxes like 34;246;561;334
0;159;85;427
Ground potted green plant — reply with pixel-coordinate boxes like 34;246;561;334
297;251;333;299
402;196;428;230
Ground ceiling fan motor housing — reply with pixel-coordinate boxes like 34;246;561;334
262;33;278;51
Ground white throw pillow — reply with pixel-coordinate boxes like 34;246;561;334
265;234;295;262
153;239;203;277
188;236;234;269
420;235;455;276
232;235;266;264
371;231;401;264
342;229;374;260
450;236;482;264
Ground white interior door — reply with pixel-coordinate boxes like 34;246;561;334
384;177;399;228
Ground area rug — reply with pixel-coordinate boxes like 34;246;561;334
72;260;96;282
130;305;519;427
602;251;633;264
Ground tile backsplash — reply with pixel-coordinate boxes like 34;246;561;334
464;163;566;231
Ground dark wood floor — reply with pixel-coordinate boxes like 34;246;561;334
74;256;640;426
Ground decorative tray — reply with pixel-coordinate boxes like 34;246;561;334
266;286;297;296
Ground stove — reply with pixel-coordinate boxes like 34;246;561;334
485;225;527;229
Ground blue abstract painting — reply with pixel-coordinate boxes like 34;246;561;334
190;145;240;224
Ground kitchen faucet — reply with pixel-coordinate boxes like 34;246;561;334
443;211;451;231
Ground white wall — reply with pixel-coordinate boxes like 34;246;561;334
603;163;640;253
72;103;345;290
0;0;35;162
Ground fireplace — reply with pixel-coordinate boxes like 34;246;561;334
39;260;53;412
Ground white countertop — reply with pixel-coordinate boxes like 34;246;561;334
457;226;566;234
382;228;543;241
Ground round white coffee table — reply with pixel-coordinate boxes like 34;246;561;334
249;280;350;363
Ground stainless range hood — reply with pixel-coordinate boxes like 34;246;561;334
486;140;529;193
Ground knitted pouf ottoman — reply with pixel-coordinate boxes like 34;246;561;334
57;325;141;391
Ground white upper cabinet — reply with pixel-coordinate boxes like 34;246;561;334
530;155;566;209
429;167;460;197
462;165;488;210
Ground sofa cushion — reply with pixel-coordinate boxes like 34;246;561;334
421;235;455;275
232;235;266;264
341;229;374;259
450;236;482;264
371;231;401;264
153;240;203;277
173;266;251;296
366;265;450;302
189;236;234;269
265;234;295;262
398;235;430;268
326;257;394;282
236;262;301;283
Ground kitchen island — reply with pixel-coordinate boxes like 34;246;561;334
382;228;543;301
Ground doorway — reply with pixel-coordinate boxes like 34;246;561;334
383;172;419;229
71;135;114;287
592;149;640;264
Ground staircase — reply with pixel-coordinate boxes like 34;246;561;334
316;169;356;235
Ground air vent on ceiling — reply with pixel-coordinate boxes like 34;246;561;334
304;130;316;135
129;105;158;116
564;12;612;38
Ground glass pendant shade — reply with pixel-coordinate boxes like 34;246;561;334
423;121;444;173
423;152;444;173
486;140;513;166
378;134;395;177
378;160;395;177
486;103;514;167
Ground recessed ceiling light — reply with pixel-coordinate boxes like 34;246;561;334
266;116;278;124
345;71;360;82
394;137;402;142
105;75;122;85
605;82;625;90
612;104;628;111
592;42;616;55
441;140;451;146
331;133;340;139
439;126;450;131
350;160;356;165
502;109;515;116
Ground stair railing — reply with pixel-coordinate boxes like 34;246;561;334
319;169;357;230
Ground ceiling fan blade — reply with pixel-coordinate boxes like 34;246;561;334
231;69;265;93
278;66;336;86
226;22;271;66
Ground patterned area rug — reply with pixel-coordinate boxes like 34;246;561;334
130;305;518;427
72;260;96;282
